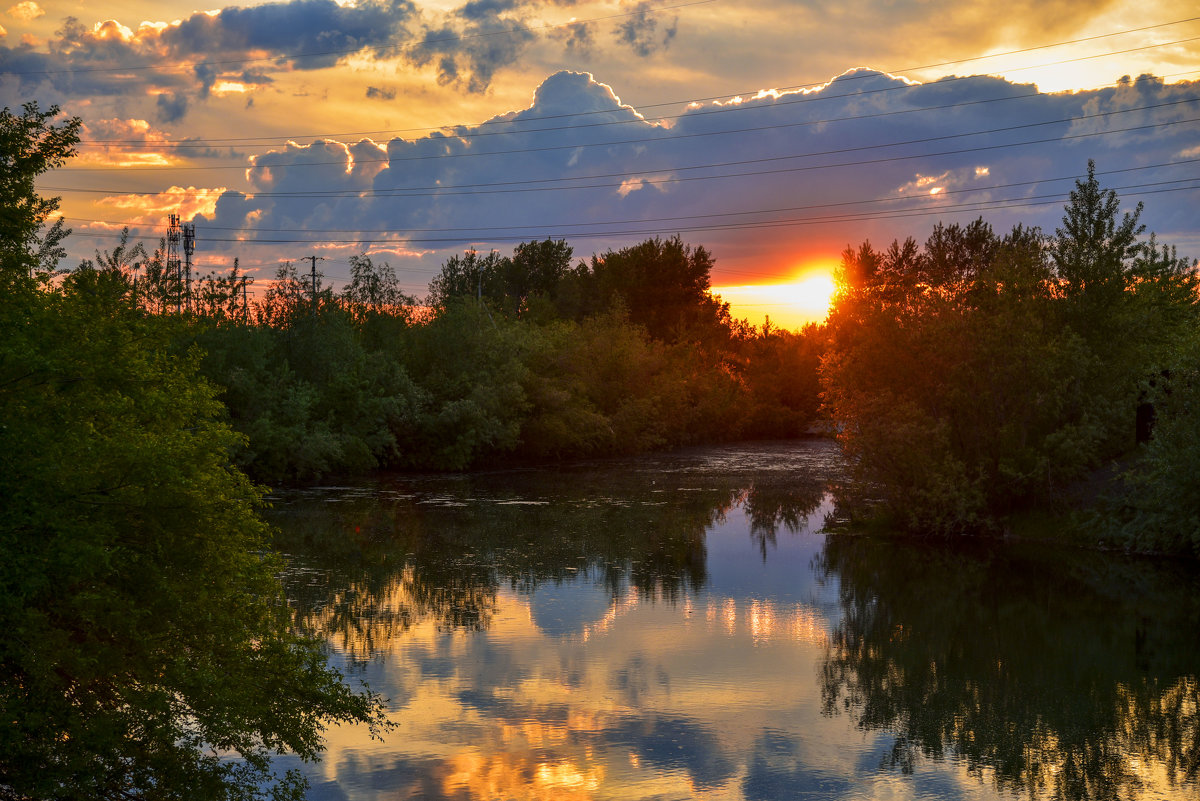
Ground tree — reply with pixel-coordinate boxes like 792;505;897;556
574;236;728;342
426;241;574;320
825;220;1104;531
1052;160;1198;456
823;171;1199;536
0;102;80;278
1;106;387;800
341;254;413;322
425;248;507;311
1053;159;1145;302
503;238;573;318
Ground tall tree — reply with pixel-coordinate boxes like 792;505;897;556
1;106;387;800
0;102;80;278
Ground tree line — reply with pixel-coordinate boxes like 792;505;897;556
92;228;825;481
823;162;1200;555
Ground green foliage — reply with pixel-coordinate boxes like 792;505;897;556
1099;326;1200;556
426;240;575;321
515;307;758;460
396;301;532;469
0;102;80;277
340;254;414;347
823;175;1199;538
195;307;424;482
0;105;386;800
426;248;506;312
186;235;823;480
735;322;824;438
568;236;731;344
0;270;387;800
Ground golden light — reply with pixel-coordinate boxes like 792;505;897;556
713;264;839;331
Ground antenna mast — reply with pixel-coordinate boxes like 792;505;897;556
166;214;181;312
183;223;196;313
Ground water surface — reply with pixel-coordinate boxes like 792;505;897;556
268;440;1200;801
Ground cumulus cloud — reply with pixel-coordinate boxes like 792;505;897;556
93;185;228;226
6;1;41;22
74;118;241;167
188;69;1200;291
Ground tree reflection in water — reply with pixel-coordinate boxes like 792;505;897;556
818;534;1200;800
272;455;829;663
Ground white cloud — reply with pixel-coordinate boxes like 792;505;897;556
185;69;1200;293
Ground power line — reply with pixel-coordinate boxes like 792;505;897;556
73;63;1200;153
65;180;1200;246
61;160;1200;235
69;15;1200;145
75;81;1045;151
42;114;1200;199
53;97;1200;174
72;68;1200;165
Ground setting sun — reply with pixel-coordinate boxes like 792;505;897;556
713;267;838;330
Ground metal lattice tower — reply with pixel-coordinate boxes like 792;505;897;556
166;214;181;312
183;223;195;313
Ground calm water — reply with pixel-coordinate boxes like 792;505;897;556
267;440;1200;801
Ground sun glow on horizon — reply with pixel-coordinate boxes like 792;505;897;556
714;266;838;331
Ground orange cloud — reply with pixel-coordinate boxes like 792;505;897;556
76;119;178;168
95;186;227;225
6;1;41;21
91;19;135;42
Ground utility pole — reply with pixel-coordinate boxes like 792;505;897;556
182;223;196;314
304;255;325;319
232;257;249;323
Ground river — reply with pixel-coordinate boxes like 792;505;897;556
267;439;1200;801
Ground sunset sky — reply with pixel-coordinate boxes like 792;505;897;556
3;0;1199;327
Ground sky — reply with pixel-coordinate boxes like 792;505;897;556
3;0;1200;328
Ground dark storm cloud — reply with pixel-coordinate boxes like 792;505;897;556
614;1;678;57
366;85;397;100
158;0;418;69
459;0;522;21
407;9;537;94
0;0;416;115
155;91;188;123
193;69;1200;288
551;20;597;54
0;0;698;116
